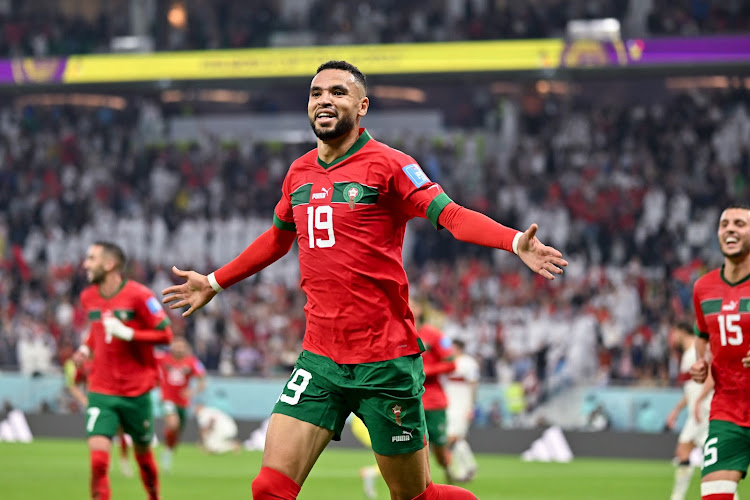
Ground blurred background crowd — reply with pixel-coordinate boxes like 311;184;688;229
0;0;749;422
2;80;749;405
1;0;749;58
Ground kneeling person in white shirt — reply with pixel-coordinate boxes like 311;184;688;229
195;405;241;454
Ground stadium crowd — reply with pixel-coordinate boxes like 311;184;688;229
0;80;748;417
0;0;748;57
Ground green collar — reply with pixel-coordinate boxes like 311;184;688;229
317;129;371;170
720;265;750;286
99;278;127;299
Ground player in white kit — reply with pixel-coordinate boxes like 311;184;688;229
195;405;241;454
445;340;481;482
666;322;714;500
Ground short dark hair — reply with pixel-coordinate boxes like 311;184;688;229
674;321;693;334
724;204;750;211
94;241;126;270
453;339;466;351
316;60;367;93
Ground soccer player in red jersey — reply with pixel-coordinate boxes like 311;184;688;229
72;241;173;500
690;206;750;500
414;303;457;482
155;336;206;472
163;61;567;500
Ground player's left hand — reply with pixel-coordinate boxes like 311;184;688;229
516;223;568;280
103;316;135;341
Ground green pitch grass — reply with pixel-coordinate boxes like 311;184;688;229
1;438;744;499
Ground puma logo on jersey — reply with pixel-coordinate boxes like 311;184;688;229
723;300;738;311
312;187;331;200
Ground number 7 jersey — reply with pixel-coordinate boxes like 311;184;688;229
273;129;451;364
693;267;750;426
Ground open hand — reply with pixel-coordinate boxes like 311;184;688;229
162;267;217;317
516;224;568;280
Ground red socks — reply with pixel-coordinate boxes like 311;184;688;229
165;428;178;449
412;482;478;500
703;495;734;500
135;450;160;500
90;450;111;500
251;466;301;499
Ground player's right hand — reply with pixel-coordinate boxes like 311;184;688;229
690;359;708;383
162;267;217;317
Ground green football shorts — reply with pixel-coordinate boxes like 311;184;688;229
702;419;750;478
87;391;154;445
424;409;448;447
162;400;188;431
273;350;427;456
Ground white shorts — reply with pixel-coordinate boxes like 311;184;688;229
446;407;471;439
678;416;709;447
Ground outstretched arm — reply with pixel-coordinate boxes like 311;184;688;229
437;202;567;280
162;225;296;316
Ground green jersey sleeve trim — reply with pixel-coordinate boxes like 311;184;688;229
426;193;453;229
154;318;171;330
273;213;296;232
693;323;709;340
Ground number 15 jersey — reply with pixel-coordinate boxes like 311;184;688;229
273;129;451;364
693;267;750;426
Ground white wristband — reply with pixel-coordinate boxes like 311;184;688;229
78;345;91;358
512;232;522;255
207;272;224;293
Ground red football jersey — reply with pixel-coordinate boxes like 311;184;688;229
273;129;451;363
156;351;205;407
693;268;750;426
80;279;171;397
419;325;454;410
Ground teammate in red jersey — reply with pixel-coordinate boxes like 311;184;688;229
72;241;173;500
155;336;206;472
690;206;750;500
414;303;457;482
163;60;566;500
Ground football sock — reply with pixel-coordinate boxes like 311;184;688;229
165;428;178;449
669;462;693;500
90;450;111;500
251;466;301;499
411;481;477;499
135;450;160;500
702;480;737;500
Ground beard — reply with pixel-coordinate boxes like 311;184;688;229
722;242;750;259
310;113;355;141
87;267;105;284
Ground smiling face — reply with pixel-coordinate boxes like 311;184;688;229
718;207;750;260
308;69;368;141
83;245;109;284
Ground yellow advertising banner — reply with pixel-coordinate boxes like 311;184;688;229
63;40;563;83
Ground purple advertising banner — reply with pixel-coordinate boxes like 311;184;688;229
0;58;67;84
561;35;750;68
